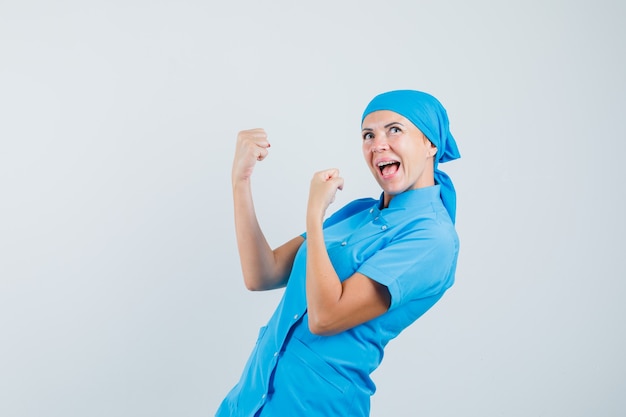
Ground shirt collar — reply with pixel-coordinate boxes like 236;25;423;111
378;185;442;211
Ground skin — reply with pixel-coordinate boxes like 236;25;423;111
361;110;438;208
231;111;437;336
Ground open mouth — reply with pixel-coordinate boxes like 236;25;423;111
377;160;400;177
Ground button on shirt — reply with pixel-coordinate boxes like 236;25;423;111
216;185;459;417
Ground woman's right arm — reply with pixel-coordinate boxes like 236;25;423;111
232;128;304;291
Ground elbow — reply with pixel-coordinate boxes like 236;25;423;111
307;314;338;336
243;278;266;292
242;272;264;291
243;274;285;291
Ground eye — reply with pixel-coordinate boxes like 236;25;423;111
362;132;374;140
389;126;402;134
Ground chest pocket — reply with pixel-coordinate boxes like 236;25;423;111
325;222;391;282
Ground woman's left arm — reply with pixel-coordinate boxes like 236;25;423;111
305;169;391;336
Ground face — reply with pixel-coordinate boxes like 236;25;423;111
361;110;437;207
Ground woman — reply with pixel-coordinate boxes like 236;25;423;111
216;90;461;416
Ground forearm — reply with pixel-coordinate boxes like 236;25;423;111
233;179;289;290
303;169;389;335
305;215;343;331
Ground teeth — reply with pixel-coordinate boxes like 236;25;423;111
377;161;396;167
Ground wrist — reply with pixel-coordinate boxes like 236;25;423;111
306;203;325;226
232;176;251;190
306;213;324;233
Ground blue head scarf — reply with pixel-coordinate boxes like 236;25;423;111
361;90;461;223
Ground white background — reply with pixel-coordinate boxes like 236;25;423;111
1;1;625;416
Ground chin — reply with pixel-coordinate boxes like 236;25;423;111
382;185;407;196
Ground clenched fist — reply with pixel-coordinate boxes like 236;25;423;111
232;128;271;183
307;168;344;221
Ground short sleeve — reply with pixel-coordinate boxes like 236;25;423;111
301;198;377;239
357;220;459;311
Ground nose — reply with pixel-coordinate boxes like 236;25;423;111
371;134;389;152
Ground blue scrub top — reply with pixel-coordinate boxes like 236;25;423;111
216;185;459;417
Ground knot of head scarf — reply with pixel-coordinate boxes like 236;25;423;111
361;90;461;223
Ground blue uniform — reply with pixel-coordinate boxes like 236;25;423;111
216;185;459;417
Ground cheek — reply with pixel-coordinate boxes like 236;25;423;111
361;144;370;160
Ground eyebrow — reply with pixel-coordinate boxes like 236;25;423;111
362;122;405;132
